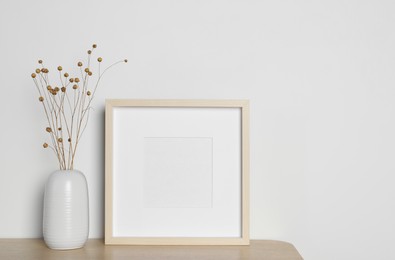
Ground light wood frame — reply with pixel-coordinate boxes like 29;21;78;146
105;99;250;245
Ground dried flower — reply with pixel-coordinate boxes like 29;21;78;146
31;44;126;170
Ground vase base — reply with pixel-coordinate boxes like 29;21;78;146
45;243;86;250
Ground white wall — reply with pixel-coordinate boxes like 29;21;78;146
1;0;395;259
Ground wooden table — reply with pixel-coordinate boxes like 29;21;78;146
0;239;303;260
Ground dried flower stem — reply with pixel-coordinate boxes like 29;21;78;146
32;44;127;170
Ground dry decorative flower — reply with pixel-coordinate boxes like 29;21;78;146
31;44;127;170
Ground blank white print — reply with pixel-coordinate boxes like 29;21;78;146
143;137;213;208
111;106;242;238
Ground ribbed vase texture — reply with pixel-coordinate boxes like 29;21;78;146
43;170;89;250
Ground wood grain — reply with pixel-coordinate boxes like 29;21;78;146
0;239;303;260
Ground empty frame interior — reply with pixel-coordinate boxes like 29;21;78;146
105;100;249;245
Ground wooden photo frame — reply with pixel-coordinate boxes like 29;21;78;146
105;99;249;245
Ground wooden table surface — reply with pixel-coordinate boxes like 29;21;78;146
0;239;303;260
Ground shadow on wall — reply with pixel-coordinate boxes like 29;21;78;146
38;190;44;237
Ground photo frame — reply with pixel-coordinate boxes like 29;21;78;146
105;99;249;245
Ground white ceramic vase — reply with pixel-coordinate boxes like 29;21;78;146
43;170;89;250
